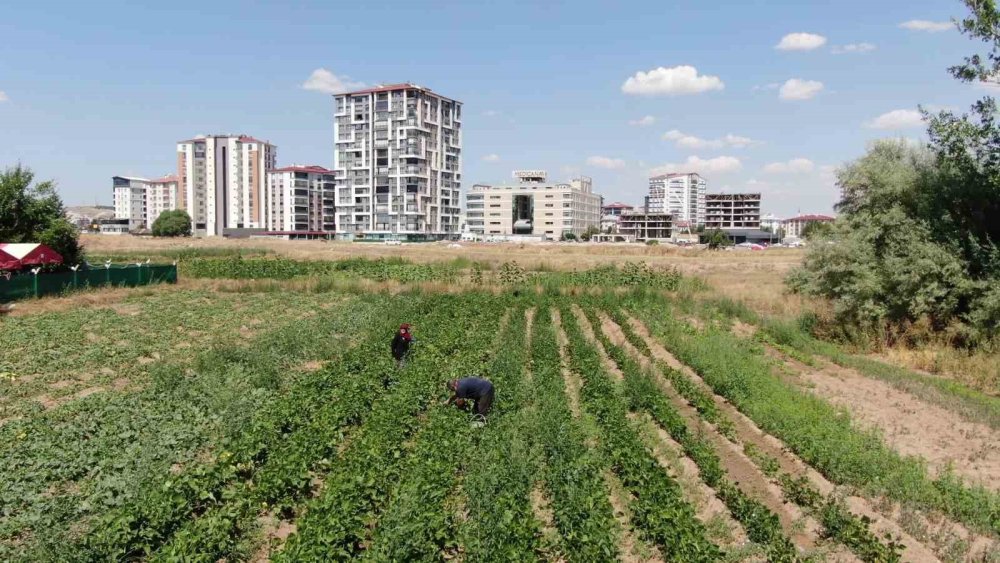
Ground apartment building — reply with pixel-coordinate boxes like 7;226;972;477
760;213;784;234
176;134;277;236
601;201;634;232
705;193;761;229
785;214;835;238
466;170;601;239
146;175;179;228
112;176;148;231
648;173;706;226
264;165;337;233
333;83;462;240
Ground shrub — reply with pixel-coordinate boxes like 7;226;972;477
152;210;193;237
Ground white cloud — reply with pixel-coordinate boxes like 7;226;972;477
763;158;815;174
650;156;742;177
587;156;626;169
831;42;876;54
629;115;656;127
899;20;953;32
302;68;365;94
866;109;925;129
662;129;759;149
0;91;7;103
621;65;724;96
482;154;501;162
779;78;824;100
775;33;827;51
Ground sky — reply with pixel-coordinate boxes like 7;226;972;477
0;0;992;217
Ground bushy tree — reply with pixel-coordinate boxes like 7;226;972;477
151;210;192;237
703;229;732;250
800;221;834;240
788;0;1000;345
0;164;83;266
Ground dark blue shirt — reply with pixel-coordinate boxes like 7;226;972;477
455;377;493;399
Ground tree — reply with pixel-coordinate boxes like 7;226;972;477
0;164;83;266
704;229;732;250
580;225;600;241
152;210;192;237
561;232;577;241
800;220;834;240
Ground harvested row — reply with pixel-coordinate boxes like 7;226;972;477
557;304;722;562
530;307;620;562
274;295;508;560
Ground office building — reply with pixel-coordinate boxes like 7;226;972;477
648;173;706;226
466;170;601;239
112;176;149;231
176;134;277;236
333;83;462;240
264;165;337;234
705;193;761;229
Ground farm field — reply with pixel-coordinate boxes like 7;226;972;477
3;250;1000;561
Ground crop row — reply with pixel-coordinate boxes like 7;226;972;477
459;307;546;561
274;296;507;560
558;304;722;561
601;301;908;562
1;293;394;560
529;307;620;561
626;293;1000;539
183;256;460;283
579;305;796;561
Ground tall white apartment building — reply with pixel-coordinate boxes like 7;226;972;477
264;165;337;233
333;84;462;240
146;175;179;228
466;170;601;239
648;173;707;227
176;134;277;236
112;176;149;231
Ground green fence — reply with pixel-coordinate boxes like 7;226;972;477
0;264;178;303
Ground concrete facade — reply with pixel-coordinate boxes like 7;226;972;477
265;166;337;233
648;173;706;226
705;193;761;229
466;171;601;239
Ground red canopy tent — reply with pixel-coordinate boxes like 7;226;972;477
0;247;19;271
0;243;63;269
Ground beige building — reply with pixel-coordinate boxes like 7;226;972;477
146;175;179;229
177;134;277;236
466;170;601;239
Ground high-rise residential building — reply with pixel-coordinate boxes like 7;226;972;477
705;193;761;229
264;165;337;233
333;84;462;240
466;170;601;239
112;176;149;231
146;175;179;229
176;134;277;236
648;173;706;227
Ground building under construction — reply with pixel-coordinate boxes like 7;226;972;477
618;197;672;241
705;193;761;229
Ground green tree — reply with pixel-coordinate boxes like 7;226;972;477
0;164;83;266
800;220;834;240
561;232;577;241
580;225;600;241
704;229;732;250
151;210;193;237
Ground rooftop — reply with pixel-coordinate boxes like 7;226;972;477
338;83;460;103
602;202;634;209
148;175;179;184
650;172;702;180
272;165;334;174
787;214;835;222
178;134;274;145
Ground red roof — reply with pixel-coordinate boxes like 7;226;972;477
787;214;835;222
0;247;19;271
272;165;333;174
603;202;634;209
238;135;270;145
339;83;459;103
148;175;179;184
0;243;63;267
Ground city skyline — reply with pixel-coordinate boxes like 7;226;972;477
0;0;985;217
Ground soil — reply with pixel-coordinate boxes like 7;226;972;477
731;320;757;339
604;470;665;563
775;348;1000;493
249;512;297;563
551;310;583;420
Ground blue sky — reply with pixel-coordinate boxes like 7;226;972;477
0;0;990;216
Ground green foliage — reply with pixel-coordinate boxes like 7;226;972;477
561;232;577;241
151;210;192;237
800;220;834;240
498;261;527;285
0;164;83;266
790;1;1000;346
703;229;731;250
580;225;600;241
644;239;659;246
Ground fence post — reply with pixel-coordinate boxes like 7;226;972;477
31;267;41;298
105;261;112;286
70;265;79;290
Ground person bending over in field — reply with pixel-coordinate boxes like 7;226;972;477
446;377;495;419
391;323;414;369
